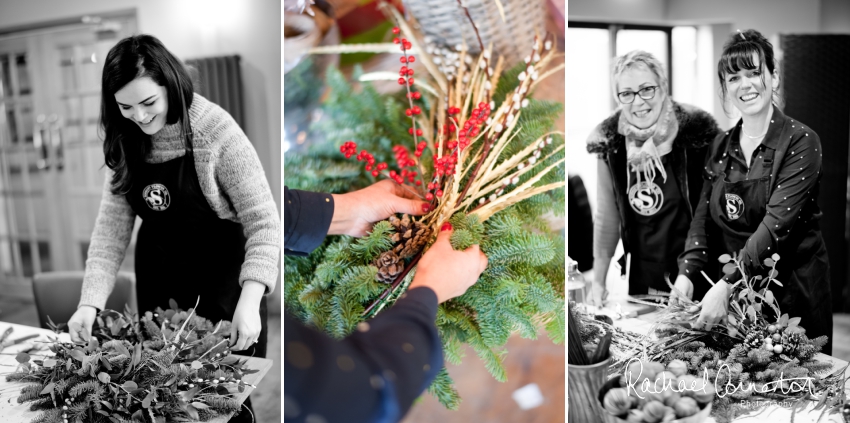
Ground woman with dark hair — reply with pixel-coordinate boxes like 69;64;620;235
586;50;719;305
672;29;832;353
67;34;280;419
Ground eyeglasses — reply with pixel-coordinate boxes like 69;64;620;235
617;86;659;104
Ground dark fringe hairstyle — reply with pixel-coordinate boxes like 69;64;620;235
717;29;782;115
100;34;194;195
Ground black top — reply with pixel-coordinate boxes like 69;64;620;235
678;107;824;281
284;187;335;255
283;186;442;423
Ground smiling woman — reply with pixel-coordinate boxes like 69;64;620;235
675;29;833;354
586;50;720;306
63;34;280;423
114;77;169;134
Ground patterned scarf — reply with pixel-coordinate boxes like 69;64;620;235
618;97;679;190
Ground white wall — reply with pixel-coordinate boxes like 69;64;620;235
0;0;282;209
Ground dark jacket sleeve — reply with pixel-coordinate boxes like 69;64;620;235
284;186;335;256
284;287;443;423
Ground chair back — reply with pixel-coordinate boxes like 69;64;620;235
31;271;137;329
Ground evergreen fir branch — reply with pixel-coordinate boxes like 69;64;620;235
427;368;461;410
328;290;365;339
484;212;524;239
30;409;62;423
336;265;384;302
28;397;54;412
441;334;466;366
17;384;44;404
476;309;512;347
449;229;475;251
349;221;394;262
544;304;566;345
486;232;555;267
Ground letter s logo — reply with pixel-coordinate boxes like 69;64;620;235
142;184;171;211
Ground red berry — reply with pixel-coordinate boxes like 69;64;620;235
413;106;421;115
426;193;434;201
479;102;487;109
406;109;413;117
408;56;415;63
407;69;414;76
398;77;406;85
400;57;408;63
415;180;422;186
393;37;400;44
408;128;414;135
415;129;423;136
365;164;372;170
436;190;443;197
404;42;412;50
392;27;400;35
408;78;415;85
372;170;379;177
414;151;422;157
414;92;421;99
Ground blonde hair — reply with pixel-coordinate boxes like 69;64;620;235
610;50;669;103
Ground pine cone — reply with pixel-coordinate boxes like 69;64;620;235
781;332;804;356
375;251;403;284
742;328;766;352
388;214;432;259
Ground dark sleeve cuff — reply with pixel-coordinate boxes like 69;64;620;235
284;187;334;255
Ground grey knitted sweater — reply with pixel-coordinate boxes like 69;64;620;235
79;94;280;310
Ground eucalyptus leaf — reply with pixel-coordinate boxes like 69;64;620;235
719;254;732;263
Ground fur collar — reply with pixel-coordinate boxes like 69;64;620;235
587;102;720;156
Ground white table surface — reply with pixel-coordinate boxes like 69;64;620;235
591;305;848;423
0;321;271;423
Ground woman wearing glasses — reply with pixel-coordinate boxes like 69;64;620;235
672;30;832;353
587;50;720;305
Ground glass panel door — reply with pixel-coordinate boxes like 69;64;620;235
0;14;137;299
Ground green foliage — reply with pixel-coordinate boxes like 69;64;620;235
427;368;461;410
284;64;566;409
350;221;395;262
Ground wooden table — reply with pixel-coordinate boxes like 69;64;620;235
604;308;849;423
0;322;272;423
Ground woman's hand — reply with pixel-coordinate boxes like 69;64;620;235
693;281;730;331
668;275;694;307
68;306;97;343
230;280;265;351
408;223;488;303
329;180;430;237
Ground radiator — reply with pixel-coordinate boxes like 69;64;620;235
184;55;246;133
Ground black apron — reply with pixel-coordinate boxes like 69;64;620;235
708;136;831;354
626;155;692;294
127;146;268;422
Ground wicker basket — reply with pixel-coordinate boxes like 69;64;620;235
402;0;546;65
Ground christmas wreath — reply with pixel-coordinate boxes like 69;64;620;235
284;1;566;409
4;300;257;423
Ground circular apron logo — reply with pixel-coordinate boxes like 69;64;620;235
142;184;171;211
628;181;664;216
725;193;745;220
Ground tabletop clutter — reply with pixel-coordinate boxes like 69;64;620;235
568;294;850;423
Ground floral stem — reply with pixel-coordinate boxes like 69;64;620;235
362;252;423;317
455;0;485;56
